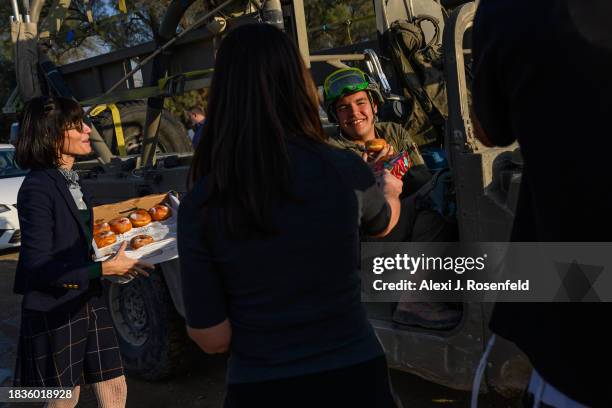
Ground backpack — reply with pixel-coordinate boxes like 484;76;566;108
382;16;448;148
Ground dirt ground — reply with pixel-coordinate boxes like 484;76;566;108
0;250;518;408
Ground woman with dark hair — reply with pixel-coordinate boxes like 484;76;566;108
13;96;153;408
178;24;402;407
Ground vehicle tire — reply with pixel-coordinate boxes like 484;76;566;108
91;101;192;155
105;269;196;381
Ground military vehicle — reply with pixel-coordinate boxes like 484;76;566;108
6;0;528;398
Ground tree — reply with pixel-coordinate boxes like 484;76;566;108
304;0;376;52
45;0;205;64
165;88;209;130
0;0;213;66
0;3;17;107
0;0;376;125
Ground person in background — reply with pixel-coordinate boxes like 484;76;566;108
187;107;206;149
13;96;153;408
178;24;401;407
324;68;430;199
472;0;612;406
324;68;460;330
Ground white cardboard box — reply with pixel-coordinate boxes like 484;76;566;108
92;192;180;283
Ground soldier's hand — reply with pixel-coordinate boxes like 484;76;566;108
364;143;395;165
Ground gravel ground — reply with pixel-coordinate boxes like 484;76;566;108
0;250;518;408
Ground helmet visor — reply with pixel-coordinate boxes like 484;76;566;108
324;69;369;102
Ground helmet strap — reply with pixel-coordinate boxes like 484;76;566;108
367;92;379;123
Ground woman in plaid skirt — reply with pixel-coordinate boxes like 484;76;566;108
13;96;154;407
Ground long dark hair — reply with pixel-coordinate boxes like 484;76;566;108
15;96;84;170
189;24;327;237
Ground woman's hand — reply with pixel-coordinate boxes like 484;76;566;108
101;242;154;278
378;170;403;199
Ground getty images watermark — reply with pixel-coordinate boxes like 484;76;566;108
371;252;528;292
360;243;612;302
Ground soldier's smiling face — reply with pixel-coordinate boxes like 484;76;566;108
335;91;377;142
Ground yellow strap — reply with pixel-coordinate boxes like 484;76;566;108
84;0;93;23
89;104;107;117
108;104;127;156
87;104;126;156
118;0;127;13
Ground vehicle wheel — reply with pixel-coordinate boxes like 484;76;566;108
91;101;192;155
105;269;195;381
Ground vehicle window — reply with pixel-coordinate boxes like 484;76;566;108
305;0;376;52
0;150;28;178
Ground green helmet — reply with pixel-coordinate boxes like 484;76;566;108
323;67;384;123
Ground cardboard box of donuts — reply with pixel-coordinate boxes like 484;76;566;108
91;192;180;266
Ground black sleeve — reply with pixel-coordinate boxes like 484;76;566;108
16;178;91;291
360;188;391;236
472;0;516;147
345;153;391;236
177;194;227;329
401;164;432;197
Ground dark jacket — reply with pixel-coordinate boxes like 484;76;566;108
14;168;100;312
473;1;612;406
328;122;423;163
192;120;205;148
178;140;388;383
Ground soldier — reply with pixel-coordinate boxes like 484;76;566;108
323;68;430;198
323;68;460;330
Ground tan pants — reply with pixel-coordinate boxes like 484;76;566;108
44;375;127;408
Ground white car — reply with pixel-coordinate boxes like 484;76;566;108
0;144;27;250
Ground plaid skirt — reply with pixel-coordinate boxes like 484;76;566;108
13;294;124;387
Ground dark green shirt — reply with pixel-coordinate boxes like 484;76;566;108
327;122;425;166
328;122;431;196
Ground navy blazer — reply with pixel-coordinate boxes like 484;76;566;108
13;168;101;312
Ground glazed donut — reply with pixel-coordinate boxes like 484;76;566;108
94;231;117;248
129;209;152;227
109;217;132;234
148;204;172;221
93;221;111;235
365;139;387;153
130;234;154;250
